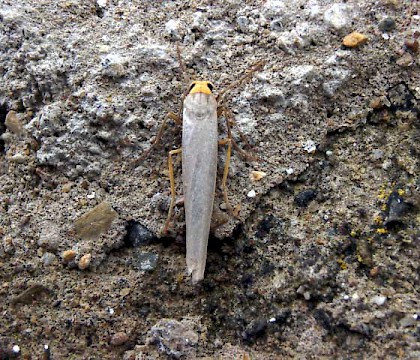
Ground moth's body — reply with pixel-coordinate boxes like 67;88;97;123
138;60;265;283
182;82;218;282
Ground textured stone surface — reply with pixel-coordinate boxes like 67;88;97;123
0;1;419;359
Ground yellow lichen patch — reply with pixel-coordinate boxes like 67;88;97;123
337;257;347;270
397;188;405;196
376;228;388;234
377;187;392;200
343;32;368;48
373;215;383;225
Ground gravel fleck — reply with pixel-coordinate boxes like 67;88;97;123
110;332;129;346
378;17;396;33
78;253;92;270
371;295;387;306
343;32;368;47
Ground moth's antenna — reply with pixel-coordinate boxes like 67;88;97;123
217;60;266;103
176;43;191;87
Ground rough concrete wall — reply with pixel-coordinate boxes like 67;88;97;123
0;1;418;359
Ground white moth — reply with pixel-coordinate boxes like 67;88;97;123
182;81;218;283
136;59;265;284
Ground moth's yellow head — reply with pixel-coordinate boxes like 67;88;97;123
188;81;214;95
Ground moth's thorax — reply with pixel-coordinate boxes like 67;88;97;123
183;92;217;121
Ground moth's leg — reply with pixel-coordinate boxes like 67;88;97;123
218;138;240;218
131;111;181;168
162;148;183;234
218;106;258;162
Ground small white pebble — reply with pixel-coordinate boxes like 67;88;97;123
326;150;333;156
382;33;390;40
343;295;349;300
303;140;316;153
44;344;49;350
413;314;418;320
108;308;115;315
382;160;392;170
247;189;256;198
165;19;179;37
269;317;276;323
371;295;387;306
97;0;107;7
303;291;311;300
351;293;360;301
87;192;96;199
286;167;294;175
12;345;20;353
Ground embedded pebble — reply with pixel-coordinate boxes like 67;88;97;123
38;222;62;250
110;332;129;346
237;16;252;32
124;221;155;247
247;189;257;198
404;38;419;52
323;3;351;30
101;53;127;78
323;68;351;97
372;149;384;160
5;110;24;134
386;191;410;225
378;17;395;33
133;252;158;271
78;253;92;270
62;250;77;263
74;201;118;241
399;314;418;328
8;154;27;163
396;52;413;67
41;252;57;266
343;32;368;48
242;319;267;342
165;19;180;38
303;140;316;153
249;171;267;182
120;288;130;297
148;318;199;359
62;183;72;193
371;295;386;306
294;189;317;207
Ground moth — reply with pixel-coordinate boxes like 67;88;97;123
134;53;265;283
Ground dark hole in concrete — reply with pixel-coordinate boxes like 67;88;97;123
0;104;8;152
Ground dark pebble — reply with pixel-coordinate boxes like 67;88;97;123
378;17;396;32
242;319;267;342
386;191;411;226
294;189;317;207
255;215;283;238
124;221;156;247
